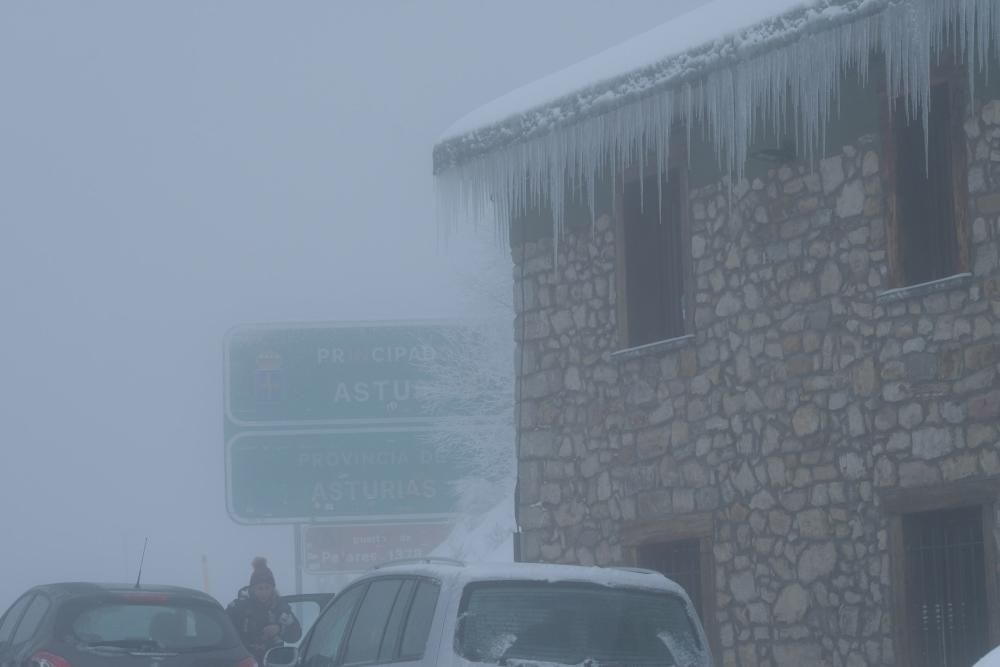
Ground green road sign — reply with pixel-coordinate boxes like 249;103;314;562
226;429;466;524
225;321;478;427
224;319;506;526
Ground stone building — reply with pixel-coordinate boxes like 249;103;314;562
434;1;1000;666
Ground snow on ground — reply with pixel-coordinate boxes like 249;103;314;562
432;494;515;563
975;645;1000;667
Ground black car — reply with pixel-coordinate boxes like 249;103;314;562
0;582;256;667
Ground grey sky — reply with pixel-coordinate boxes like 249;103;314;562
0;0;706;607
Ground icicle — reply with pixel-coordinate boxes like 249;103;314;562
434;0;1000;246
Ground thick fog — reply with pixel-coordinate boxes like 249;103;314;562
0;0;705;610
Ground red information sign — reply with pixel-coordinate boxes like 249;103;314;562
302;523;454;573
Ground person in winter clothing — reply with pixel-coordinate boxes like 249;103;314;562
226;557;302;663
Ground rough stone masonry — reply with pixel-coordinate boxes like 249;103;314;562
511;97;1000;666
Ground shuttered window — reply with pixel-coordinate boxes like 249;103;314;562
637;539;704;620
902;506;989;667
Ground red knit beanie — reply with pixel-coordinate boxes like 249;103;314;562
250;557;276;587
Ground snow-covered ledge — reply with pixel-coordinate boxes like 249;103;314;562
610;334;696;362
876;273;974;303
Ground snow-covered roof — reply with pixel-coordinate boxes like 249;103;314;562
433;0;1000;237
435;0;819;170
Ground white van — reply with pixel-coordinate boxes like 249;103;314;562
264;559;713;667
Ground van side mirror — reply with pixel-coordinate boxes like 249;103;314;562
264;645;297;666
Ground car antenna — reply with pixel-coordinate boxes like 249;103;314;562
134;537;149;589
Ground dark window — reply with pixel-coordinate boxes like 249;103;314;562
903;506;989;667
399;581;439;659
637;540;704;620
892;81;963;286
0;594;34;645
378;580;416;661
623;169;687;346
302;584;366;666
10;595;49;646
343;579;402;665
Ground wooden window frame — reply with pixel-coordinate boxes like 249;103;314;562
881;479;1000;666
879;61;971;290
621;512;719;661
614;141;694;351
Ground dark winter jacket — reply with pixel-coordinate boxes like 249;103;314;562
226;586;302;662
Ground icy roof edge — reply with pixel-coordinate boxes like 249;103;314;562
433;0;885;175
434;0;998;253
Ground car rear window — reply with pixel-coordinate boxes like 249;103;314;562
456;581;706;667
67;598;237;653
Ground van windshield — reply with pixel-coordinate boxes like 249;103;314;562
455;581;705;667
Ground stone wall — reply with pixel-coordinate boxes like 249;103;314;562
511;96;1000;667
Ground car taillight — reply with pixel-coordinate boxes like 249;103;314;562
30;652;71;667
235;658;257;667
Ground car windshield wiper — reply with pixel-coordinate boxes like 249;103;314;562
86;639;167;652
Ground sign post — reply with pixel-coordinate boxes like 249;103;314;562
293;525;303;595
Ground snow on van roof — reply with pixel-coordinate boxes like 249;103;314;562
365;560;690;597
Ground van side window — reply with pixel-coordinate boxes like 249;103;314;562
378;580;416;661
343;580;402;665
399;581;440;660
301;585;366;666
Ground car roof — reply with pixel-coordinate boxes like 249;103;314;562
26;582;220;605
356;560;691;598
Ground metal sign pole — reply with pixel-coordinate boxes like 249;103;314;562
293;524;303;595
202;554;211;595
